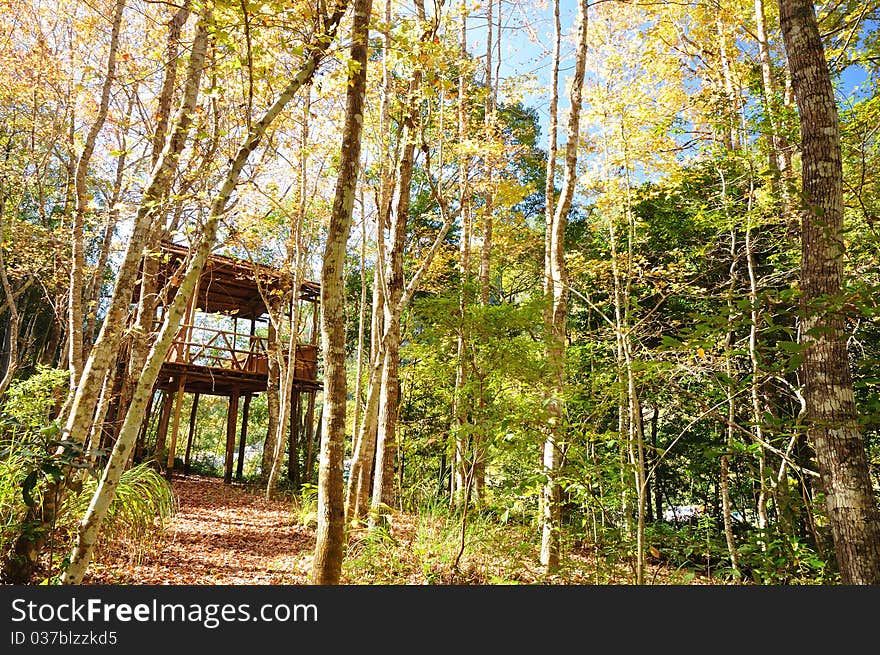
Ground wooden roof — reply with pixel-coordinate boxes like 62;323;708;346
156;241;320;320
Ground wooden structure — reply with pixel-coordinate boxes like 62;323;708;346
137;242;322;484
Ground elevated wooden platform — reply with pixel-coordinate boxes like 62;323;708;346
135;241;323;484
155;324;320;395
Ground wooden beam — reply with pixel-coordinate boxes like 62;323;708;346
183;392;200;475
166;375;188;472
236;394;252;480
224;386;240;484
310;301;319;345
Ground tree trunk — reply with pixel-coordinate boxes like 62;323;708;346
346;0;391;503
60;5;348;583
474;0;495;505
83;88;135;349
114;5;195;443
63;10;209;452
312;0;372;585
152;3;192;166
746;215;770;534
715;15;740;151
779;0;880;584
262;312;281;477
451;0;472;507
541;0;588;574
69;0;127;387
266;86;310;499
722;223;740;574
0;186;20;398
346;354;382;522
352;200;368;454
754;0;792;194
371;1;429;517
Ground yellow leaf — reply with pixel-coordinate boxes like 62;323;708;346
697;347;706;360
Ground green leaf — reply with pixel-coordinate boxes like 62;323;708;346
41;463;63;483
22;470;39;507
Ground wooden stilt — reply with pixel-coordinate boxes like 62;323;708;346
184;392;200;475
224;385;240;484
236;394;252;480
311;301;319;344
304;390;317;484
154;389;174;466
166;375;188;472
134;389;157;463
288;390;301;483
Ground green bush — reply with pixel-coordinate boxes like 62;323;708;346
0;368;70;569
0;368;174;579
737;533;837;585
1;366;68;430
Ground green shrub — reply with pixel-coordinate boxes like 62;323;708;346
737;533;837;585
0;368;173;579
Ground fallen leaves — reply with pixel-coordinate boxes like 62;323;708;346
85;475;314;585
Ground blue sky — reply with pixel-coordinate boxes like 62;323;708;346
464;2;875;147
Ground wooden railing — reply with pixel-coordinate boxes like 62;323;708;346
163;323;318;380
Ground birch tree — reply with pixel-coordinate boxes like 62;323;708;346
61;1;350;584
540;0;589;575
68;0;126;387
312;0;372;585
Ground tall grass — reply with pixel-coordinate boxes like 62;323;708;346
60;463;175;565
342;501;542;584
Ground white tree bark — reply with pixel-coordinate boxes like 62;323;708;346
62;7;348;583
541;0;588;574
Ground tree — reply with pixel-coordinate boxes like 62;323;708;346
778;0;880;584
540;0;589;575
312;0;372;585
61;1;350;584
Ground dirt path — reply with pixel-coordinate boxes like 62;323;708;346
86;475;314;585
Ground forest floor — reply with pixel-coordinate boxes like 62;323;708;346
85;475;315;584
84;475;726;585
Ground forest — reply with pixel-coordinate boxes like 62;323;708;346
1;0;879;587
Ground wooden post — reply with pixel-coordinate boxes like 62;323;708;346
184;392;200;475
288;389;301;483
247;318;256;370
224;385;240;484
134;388;157;463
180;274;201;362
236;394;252;480
154;389;174;466
310;299;319;344
304;390;317;484
166;375;188;471
232;317;239;367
